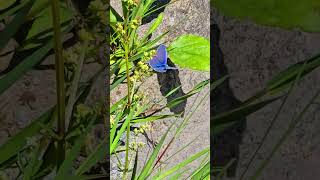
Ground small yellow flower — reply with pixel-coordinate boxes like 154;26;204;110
110;116;115;127
139;128;144;133
134;128;139;135
137;142;145;148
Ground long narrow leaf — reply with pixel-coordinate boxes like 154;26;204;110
137;123;175;180
0;39;53;94
75;136;108;175
213;97;280;126
0;107;54;165
153;148;210;180
0;0;35;49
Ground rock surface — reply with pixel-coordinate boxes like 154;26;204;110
213;8;320;180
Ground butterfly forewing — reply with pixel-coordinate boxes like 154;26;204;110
148;44;171;72
156;44;167;64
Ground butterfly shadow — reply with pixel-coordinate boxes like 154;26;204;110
211;23;247;178
156;58;187;116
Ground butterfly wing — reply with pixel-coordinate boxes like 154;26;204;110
148;45;168;72
148;57;167;72
156;44;167;64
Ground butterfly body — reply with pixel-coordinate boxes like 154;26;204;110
148;45;177;73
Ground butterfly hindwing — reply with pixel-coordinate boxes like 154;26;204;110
148;44;176;72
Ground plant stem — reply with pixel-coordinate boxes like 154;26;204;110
122;7;132;178
123;42;131;180
51;0;65;168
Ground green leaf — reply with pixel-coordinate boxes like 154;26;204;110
213;97;279;125
0;0;16;10
0;1;29;21
211;75;229;91
75;136;108;175
110;6;122;23
244;54;320;104
168;34;210;71
137;123;174;180
110;74;126;91
142;13;163;42
55;116;95;180
131;151;139;180
166;79;209;109
28;0;50;18
0;39;53;94
0;0;35;49
214;0;320;32
55;134;86;180
190;161;210;180
216;158;236;178
212;97;280;134
0;107;54;166
153;148;210;180
110;110;133;153
22;138;50;180
132;114;179;124
266;54;320;93
26;3;73;40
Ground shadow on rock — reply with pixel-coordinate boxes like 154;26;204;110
211;23;247;177
142;0;171;24
156;59;186;116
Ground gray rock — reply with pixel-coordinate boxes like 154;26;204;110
212;8;320;180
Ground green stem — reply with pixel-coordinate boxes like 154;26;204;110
123;42;131;180
122;6;132;178
250;88;320;180
51;0;65;168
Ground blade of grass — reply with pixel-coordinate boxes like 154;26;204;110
131;114;179;123
0;0;35;49
249;88;320;180
153;148;209;180
243;54;320;104
131;150;139;180
55;117;95;179
110;111;133;153
140;13;163;43
137;122;175;180
0;107;54;166
239;54;310;180
65;41;87;129
216;158;236;179
0;39;53;94
190;161;210;180
54;134;86;180
110;106;126;142
111;75;126;90
213;97;280;126
0;0;29;21
75;135;108;175
51;0;66;168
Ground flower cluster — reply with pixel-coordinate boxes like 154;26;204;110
116;23;125;35
130;19;141;29
122;0;139;8
130;141;145;151
88;0;108;25
129;61;150;83
143;50;156;61
133;122;152;135
110;115;115;128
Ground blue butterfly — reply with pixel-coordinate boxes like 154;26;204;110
148;45;177;73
